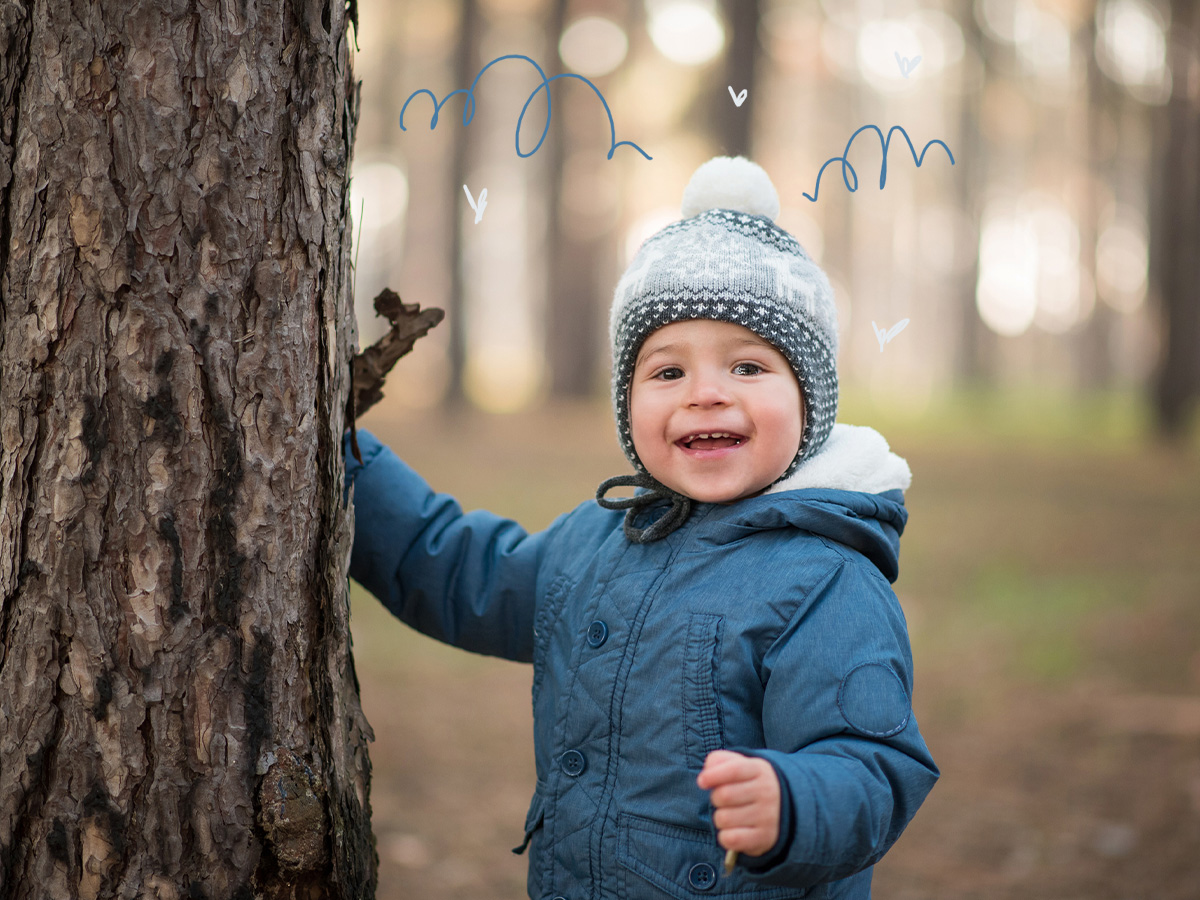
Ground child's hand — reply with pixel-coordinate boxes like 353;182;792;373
696;750;781;858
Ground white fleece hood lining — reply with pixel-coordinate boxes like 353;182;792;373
766;423;912;496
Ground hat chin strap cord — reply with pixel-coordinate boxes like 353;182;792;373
596;472;693;544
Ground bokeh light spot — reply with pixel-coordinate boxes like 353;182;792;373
559;16;628;78
648;0;726;66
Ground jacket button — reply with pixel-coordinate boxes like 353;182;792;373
688;863;716;890
586;620;608;648
560;749;586;777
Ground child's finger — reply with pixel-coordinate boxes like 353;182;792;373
697;752;770;790
699;749;745;773
708;779;767;810
696;751;759;788
712;803;766;831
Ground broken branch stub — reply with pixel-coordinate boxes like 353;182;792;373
345;288;444;462
351;288;444;417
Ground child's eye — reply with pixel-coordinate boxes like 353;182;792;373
733;362;763;376
654;366;684;381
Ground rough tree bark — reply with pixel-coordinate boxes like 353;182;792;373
0;1;376;898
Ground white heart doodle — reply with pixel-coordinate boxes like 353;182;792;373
872;318;910;352
894;52;922;79
728;86;748;107
462;184;488;224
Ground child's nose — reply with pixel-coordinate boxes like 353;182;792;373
686;372;732;407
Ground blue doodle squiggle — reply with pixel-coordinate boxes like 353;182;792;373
399;54;651;161
803;125;954;202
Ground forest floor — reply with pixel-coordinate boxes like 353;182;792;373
348;390;1200;900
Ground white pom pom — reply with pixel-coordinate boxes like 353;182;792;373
680;156;780;221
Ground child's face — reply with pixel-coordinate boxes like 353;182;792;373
629;319;804;504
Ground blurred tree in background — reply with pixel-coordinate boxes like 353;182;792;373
1151;0;1200;439
714;0;761;157
447;0;482;407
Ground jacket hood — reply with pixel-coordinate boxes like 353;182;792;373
714;424;911;582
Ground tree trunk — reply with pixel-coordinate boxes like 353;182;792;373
714;0;759;157
1151;0;1200;438
445;0;480;408
545;0;603;398
0;2;375;898
952;0;988;386
1078;13;1117;393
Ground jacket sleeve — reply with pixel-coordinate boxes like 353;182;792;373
343;427;553;663
740;555;939;887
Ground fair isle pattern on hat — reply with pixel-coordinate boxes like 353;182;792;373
609;201;840;481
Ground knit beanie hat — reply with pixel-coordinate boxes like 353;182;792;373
598;157;840;542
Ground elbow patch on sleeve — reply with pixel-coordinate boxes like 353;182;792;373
837;662;911;738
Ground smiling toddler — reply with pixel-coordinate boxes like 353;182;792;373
343;157;938;899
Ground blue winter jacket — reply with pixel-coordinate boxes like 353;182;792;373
344;425;938;900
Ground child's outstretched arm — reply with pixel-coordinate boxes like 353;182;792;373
731;556;939;888
343;428;559;662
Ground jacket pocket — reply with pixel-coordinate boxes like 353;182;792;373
683;613;726;771
617;813;808;900
513;784;546;856
516;785;548;900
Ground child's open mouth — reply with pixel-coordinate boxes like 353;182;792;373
677;432;746;451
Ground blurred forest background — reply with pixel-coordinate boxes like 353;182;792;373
343;0;1200;897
